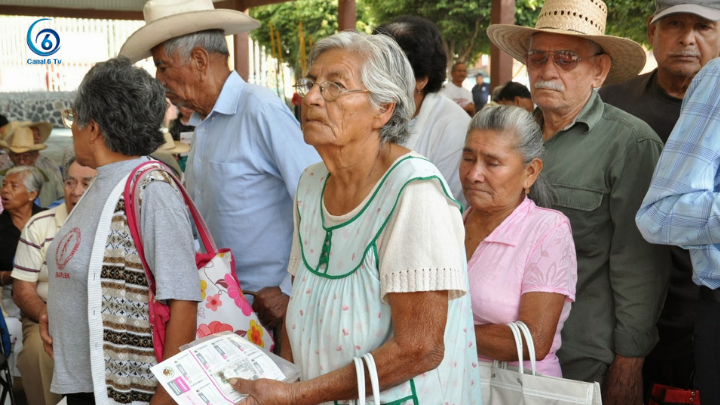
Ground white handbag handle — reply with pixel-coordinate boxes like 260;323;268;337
363;353;381;403
515;321;537;376
353;357;366;405
352;354;380;405
506;322;524;374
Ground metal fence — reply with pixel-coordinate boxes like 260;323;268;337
0;15;292;97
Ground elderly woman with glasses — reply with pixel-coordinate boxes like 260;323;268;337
228;31;479;405
41;57;201;405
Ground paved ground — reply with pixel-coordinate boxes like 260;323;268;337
43;128;73;166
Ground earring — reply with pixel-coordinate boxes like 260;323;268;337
416;89;422;94
524;188;530;195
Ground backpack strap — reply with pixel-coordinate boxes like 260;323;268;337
124;160;218;293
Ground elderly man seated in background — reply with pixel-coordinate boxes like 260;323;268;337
12;152;96;405
0;121;61;182
0;126;63;208
488;0;672;403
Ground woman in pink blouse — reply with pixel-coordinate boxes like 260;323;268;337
462;105;577;377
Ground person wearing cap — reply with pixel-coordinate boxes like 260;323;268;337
487;0;672;403
496;81;535;112
0;121;63;188
12;151;96;405
599;0;720;398
440;62;476;116
0;127;63;208
119;0;320;331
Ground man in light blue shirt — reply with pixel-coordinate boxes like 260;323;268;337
636;56;720;403
119;2;320;329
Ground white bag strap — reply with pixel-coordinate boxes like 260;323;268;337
507;322;524;374
354;357;366;405
363;353;381;404
515;321;537;376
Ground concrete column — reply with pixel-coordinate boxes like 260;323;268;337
337;0;356;32
490;0;516;91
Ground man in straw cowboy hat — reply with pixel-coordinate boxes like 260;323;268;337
119;0;319;330
487;0;673;403
0;120;62;187
0;126;63;208
599;0;720;398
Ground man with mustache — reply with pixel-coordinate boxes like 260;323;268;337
488;0;672;403
119;0;319;331
599;0;720;399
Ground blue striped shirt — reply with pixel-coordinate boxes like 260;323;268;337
636;57;720;289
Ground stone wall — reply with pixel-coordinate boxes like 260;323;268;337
0;92;75;127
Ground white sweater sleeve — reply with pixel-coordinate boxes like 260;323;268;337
377;179;467;302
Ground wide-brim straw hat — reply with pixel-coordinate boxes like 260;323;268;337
119;0;261;63
487;0;646;85
1;121;30;140
155;130;191;155
0;127;47;153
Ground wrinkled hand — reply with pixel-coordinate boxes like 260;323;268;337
39;310;53;359
230;377;295;405
251;287;289;331
603;354;643;405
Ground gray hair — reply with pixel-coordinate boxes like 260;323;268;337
6;165;43;195
62;150;76;182
163;29;229;63
308;31;415;144
75;56;166;156
467;105;555;208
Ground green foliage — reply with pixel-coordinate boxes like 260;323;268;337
363;0;542;66
604;0;654;47
249;0;371;76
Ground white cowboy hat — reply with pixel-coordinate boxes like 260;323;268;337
155;130;191;155
487;0;646;85
0;127;47;154
119;0;261;63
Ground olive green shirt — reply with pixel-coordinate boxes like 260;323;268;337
539;91;672;382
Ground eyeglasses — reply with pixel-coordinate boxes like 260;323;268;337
9;151;38;164
61;108;75;129
294;78;370;102
525;50;602;71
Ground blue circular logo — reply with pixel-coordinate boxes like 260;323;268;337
27;18;60;57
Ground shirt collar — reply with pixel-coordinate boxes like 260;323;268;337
481;196;534;247
55;203;69;227
190;71;244;126
534;89;605;135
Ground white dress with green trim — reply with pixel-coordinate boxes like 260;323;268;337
286;154;481;405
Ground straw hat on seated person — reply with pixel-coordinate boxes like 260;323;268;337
1;121;53;143
150;131;190;176
486;0;646;84
0;127;47;153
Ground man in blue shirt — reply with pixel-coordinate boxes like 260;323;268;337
119;0;320;329
637;55;720;403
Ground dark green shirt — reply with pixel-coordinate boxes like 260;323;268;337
539;91;672;382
